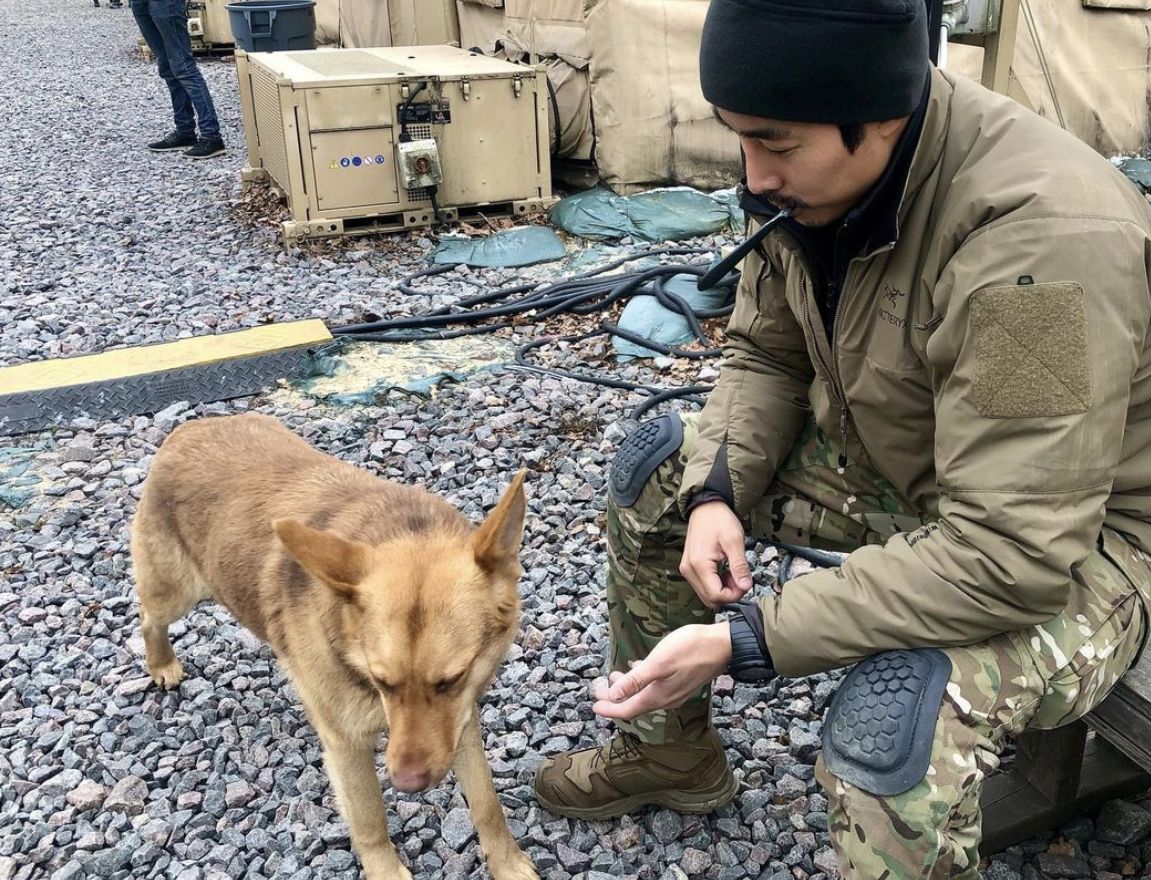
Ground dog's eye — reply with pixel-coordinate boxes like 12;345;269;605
434;674;463;694
373;677;396;695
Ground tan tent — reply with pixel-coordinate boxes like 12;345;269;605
950;2;1151;158
316;0;1151;192
312;0;461;49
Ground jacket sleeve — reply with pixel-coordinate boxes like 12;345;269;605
759;216;1151;676
678;237;814;515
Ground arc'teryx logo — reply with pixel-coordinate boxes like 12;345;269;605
879;283;908;329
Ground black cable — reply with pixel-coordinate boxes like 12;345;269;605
544;66;562;157
511;330;714;419
775;542;847;585
697;208;791;291
398;81;427;143
776;542;848;569
601;321;720;359
332;248;717;336
629;386;713;420
429;185;447;226
326;246;741;418
513;329;656;390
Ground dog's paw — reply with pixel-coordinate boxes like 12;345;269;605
148;659;185;690
364;864;413;880
488;849;539;880
360;851;413;880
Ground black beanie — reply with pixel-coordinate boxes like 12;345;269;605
700;0;930;125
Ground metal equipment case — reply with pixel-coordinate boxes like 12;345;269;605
187;0;234;53
235;45;556;243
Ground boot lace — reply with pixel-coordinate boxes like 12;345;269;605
589;732;644;770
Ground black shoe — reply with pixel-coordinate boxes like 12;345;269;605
184;138;225;159
148;131;198;152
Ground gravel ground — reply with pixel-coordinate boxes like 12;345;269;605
3;4;1151;880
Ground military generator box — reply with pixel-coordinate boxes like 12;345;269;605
235;45;556;242
187;0;234;51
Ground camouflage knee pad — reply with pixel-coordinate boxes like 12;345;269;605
609;414;683;507
822;649;952;796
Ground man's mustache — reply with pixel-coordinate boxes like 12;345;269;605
763;191;809;211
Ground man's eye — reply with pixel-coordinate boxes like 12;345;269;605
763;144;796;155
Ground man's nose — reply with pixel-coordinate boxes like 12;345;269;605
745;154;784;195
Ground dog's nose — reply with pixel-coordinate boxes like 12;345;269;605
390;769;433;792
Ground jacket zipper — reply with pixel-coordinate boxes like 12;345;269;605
830;226;849;474
799;272;851;474
793;221;898;475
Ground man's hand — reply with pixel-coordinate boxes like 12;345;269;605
680;500;753;607
592;623;732;721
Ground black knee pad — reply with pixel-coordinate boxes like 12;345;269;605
609;414;683;508
821;648;952;796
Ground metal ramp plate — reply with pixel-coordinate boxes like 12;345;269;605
0;320;332;437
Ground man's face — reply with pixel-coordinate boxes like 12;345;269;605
714;107;908;227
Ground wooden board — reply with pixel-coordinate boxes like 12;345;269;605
1088;648;1151;768
981;733;1151;854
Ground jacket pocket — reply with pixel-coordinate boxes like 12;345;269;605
969;281;1091;418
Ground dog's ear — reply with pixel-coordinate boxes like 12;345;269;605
273;518;370;598
471;469;527;575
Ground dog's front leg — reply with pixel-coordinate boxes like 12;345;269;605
317;727;412;880
453;707;539;880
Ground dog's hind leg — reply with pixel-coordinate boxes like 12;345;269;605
454;707;539;880
313;721;413;880
131;517;206;690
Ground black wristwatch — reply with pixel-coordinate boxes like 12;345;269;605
724;602;776;683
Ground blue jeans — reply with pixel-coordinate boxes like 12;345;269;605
131;0;221;140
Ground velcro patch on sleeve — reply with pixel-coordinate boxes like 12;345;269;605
970;281;1091;418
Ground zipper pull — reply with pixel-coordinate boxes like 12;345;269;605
837;407;849;475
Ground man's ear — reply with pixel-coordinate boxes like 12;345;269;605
875;115;911;141
471;469;527;575
273;518;371;598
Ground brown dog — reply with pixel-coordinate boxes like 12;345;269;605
130;413;538;880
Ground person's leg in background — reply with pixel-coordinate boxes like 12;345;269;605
146;0;223;155
130;0;197;150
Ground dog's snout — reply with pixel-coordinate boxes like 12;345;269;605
390;768;435;792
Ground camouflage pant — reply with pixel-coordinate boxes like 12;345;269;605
608;413;1149;879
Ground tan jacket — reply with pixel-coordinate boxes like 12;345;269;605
681;69;1151;676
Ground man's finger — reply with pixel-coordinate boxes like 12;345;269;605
719;570;752;599
599;665;654;704
684;559;726;606
593;685;664;721
592;670;628;701
721;539;753;592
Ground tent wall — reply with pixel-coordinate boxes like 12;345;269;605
950;2;1151;157
322;0;460;48
585;0;738;193
457;1;506;54
318;0;1151;191
313;0;340;44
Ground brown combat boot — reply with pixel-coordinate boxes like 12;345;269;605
533;728;737;819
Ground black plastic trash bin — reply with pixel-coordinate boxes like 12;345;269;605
226;0;316;52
